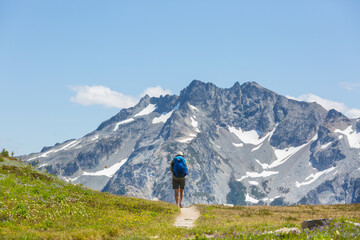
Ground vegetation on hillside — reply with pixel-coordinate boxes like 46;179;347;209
0;148;359;239
193;204;360;239
0;151;179;239
0;148;16;162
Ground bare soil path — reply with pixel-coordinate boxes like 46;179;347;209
173;205;201;228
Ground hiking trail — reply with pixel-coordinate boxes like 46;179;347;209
173;205;201;228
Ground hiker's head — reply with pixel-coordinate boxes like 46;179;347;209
176;151;184;157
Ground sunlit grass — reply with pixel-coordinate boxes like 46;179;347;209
195;204;360;231
186;204;360;239
1;154;360;239
0;156;180;239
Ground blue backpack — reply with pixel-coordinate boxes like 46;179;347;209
173;156;188;178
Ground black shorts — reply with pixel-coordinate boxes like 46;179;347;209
172;177;186;189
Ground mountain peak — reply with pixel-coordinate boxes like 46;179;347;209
241;81;261;87
326;109;349;122
187;79;216;90
240;81;268;93
179;80;218;105
23;80;360;207
231;81;241;88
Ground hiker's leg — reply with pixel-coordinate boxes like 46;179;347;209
173;178;180;206
180;189;184;206
178;178;185;207
174;189;179;207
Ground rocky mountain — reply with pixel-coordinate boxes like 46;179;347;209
23;80;360;206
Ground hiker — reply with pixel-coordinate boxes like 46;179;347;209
170;151;188;208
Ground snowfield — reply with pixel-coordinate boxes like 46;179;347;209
114;118;135;131
335;126;360;149
134;104;157;117
295;166;336;188
83;159;128;178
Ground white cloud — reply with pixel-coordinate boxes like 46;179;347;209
340;82;360;91
141;86;172;98
70;85;138;108
288;94;360;119
346;109;360;119
70;85;172;109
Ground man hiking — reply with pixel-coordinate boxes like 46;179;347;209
170;151;188;208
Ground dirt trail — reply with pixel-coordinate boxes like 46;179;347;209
173;205;201;228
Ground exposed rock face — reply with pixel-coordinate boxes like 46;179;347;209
301;219;333;230
23;80;360;206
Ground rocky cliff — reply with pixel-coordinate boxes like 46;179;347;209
24;80;360;206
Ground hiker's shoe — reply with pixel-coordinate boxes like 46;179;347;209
180;204;182;208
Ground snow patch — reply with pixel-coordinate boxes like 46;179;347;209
91;135;99;141
238;175;249;181
228;127;263;145
228;126;276;145
27;149;56;161
246;170;279;178
178;137;194;143
320;142;332;150
248;181;259;186
191;117;200;133
335;126;360;148
152;103;179;124
237;170;279;181
63;176;80;182
255;159;269;170
269;134;317;169
262;196;281;202
30;141;81;159
251;143;263;152
152;111;173;124
114;118;134;131
245;193;259;204
83;159;128;178
233;143;244;147
134;104;156;117
295;166;336;188
189;104;199;111
53;140;80;153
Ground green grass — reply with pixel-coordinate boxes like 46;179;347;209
1;154;360;239
0;156;180;239
190;204;360;239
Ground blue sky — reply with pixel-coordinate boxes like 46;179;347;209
1;1;359;155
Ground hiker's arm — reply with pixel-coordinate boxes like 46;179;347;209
170;160;174;172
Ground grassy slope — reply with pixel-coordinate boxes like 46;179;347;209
0;156;180;239
1;155;360;239
193;204;360;239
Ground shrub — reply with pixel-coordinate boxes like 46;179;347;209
1;149;9;157
0;156;4;162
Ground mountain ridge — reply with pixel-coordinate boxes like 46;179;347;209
23;80;360;206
